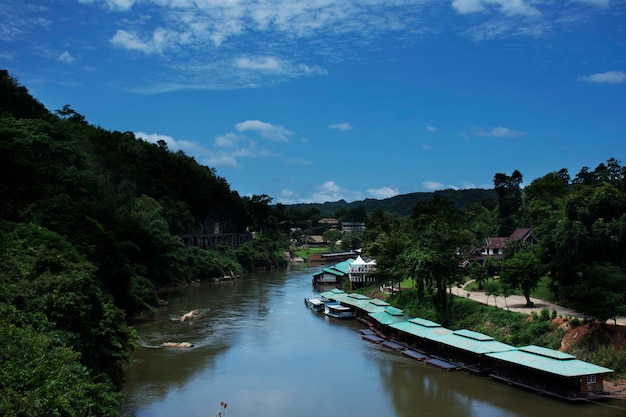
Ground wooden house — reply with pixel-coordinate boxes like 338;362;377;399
470;228;539;263
486;345;613;401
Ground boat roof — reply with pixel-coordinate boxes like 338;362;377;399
486;345;614;377
327;304;351;311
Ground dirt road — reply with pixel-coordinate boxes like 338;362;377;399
451;284;626;326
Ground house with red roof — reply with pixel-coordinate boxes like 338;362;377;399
469;228;539;263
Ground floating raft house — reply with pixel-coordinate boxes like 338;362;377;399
314;262;614;402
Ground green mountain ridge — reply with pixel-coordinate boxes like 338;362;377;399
281;188;497;217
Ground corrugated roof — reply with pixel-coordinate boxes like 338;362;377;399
313;259;355;278
518;345;574;360
340;293;371;308
486;345;614;377
390;319;453;339
433;330;515;355
369;307;408;326
408;317;443;328
312;267;347;278
453;329;495;342
359;299;391;313
319;288;348;302
341;293;369;307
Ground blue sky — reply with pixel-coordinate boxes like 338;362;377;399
2;0;625;204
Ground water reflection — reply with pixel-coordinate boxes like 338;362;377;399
122;265;626;417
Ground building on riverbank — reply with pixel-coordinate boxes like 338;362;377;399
317;288;614;403
348;255;377;289
312;259;354;284
487;345;614;402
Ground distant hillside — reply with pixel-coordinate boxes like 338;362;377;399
283;188;497;216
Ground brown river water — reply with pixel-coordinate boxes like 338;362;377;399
121;264;626;417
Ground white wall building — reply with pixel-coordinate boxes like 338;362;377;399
348;255;377;289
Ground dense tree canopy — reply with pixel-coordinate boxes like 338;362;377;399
0;70;287;415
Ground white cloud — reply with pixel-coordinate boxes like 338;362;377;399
71;0;605;92
234;56;327;78
235;120;293;141
368;186;399;199
472;126;525;138
422;144;432;150
578;71;625;84
214;133;239;147
423;181;445;190
306;180;364;203
426;126;436;132
452;0;540;16
110;30;155;54
235;56;284;72
136;131;206;156
204;155;241;169
79;0;136;11
423;181;459;191
460;181;477;189
574;0;609;6
329;122;354;131
321;180;340;193
135;131;178;148
58;51;75;63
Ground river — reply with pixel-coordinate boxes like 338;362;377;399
121;264;625;417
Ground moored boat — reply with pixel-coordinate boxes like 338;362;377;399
304;297;325;312
323;302;353;319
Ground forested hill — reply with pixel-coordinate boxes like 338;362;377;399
283;188;497;217
0;69;290;415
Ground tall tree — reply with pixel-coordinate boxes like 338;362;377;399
500;246;544;306
494;170;523;236
570;263;626;324
406;196;472;320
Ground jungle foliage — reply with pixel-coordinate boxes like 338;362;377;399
0;70;286;415
365;163;626;328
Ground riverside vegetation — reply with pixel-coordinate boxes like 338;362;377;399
1;69;626;415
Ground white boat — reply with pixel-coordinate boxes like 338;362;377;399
323;302;353;319
304;297;325;312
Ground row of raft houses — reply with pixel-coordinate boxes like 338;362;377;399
307;256;616;404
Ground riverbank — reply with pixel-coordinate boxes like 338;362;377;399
377;283;626;391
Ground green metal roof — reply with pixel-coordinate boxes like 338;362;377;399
390;318;453;339
453;329;496;342
312;259;354;278
313;259;354;277
408;317;443;328
340;293;372;308
518;345;574;360
433;330;515;355
359;299;391;313
369;307;408;326
319;288;344;296
486;345;614;377
319;288;347;301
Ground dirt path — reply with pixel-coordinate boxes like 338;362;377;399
451;283;626;326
